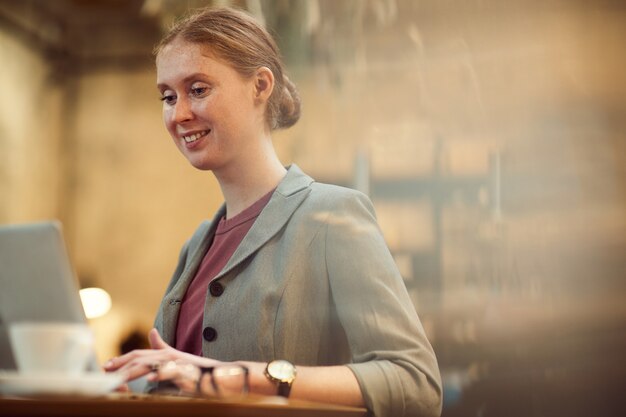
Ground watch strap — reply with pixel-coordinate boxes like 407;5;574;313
277;381;292;397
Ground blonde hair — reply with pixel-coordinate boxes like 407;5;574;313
155;7;301;130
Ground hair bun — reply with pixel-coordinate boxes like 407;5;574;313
275;75;301;129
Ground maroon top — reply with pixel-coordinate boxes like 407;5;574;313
174;190;274;355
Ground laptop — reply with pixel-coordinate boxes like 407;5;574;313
0;221;98;371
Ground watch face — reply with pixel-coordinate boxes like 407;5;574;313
267;360;296;382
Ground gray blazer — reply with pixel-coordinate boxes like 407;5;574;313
154;164;442;417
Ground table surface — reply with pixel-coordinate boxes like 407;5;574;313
0;393;368;417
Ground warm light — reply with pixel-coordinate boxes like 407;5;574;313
79;287;112;319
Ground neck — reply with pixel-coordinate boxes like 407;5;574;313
214;135;287;219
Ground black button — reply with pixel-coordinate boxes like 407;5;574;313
203;326;217;342
209;281;224;297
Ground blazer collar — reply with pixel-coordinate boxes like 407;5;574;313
212;163;314;281
276;163;314;196
159;165;314;342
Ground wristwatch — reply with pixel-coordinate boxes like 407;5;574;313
264;359;297;397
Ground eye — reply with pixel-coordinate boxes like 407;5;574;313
159;93;176;105
190;84;210;97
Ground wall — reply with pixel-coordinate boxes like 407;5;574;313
0;24;65;223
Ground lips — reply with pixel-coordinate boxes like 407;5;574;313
181;130;210;143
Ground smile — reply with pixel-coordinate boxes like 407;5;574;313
182;130;210;143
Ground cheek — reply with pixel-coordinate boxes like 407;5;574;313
162;108;175;133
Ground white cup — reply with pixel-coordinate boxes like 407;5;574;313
9;322;94;375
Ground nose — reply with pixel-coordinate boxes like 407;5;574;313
172;97;193;124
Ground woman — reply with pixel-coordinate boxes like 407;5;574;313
104;7;442;417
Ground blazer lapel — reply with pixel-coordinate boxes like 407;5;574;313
159;165;313;342
213;164;314;281
160;205;225;343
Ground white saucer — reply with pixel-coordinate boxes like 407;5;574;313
0;371;125;397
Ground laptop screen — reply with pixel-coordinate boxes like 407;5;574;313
0;221;91;370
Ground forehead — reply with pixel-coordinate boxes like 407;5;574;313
157;38;208;63
156;39;232;86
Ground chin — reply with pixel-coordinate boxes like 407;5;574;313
189;162;216;171
185;157;221;171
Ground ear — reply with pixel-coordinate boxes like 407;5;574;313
253;66;275;103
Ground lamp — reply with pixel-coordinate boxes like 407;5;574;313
79;287;112;319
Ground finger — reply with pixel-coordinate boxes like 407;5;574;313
149;328;170;350
172;375;199;394
104;349;158;372
122;361;162;382
116;383;130;393
147;330;221;369
115;352;176;381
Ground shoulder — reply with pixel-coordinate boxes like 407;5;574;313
298;182;379;233
310;182;356;200
281;164;376;218
308;182;375;215
281;164;366;204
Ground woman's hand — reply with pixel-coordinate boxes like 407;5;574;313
103;328;220;382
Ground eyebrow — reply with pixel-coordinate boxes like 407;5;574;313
156;72;212;90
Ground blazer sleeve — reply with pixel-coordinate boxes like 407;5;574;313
324;190;442;417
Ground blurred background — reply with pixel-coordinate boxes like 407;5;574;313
1;0;625;415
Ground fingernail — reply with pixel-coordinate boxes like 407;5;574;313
104;360;114;368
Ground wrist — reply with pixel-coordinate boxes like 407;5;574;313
237;361;278;396
264;360;297;398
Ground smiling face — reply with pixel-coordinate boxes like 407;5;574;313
156;38;264;172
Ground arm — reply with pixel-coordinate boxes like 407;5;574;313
106;192;440;415
324;190;442;417
106;329;364;406
241;361;364;407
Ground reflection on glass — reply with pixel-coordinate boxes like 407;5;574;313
1;1;624;416
197;365;250;399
